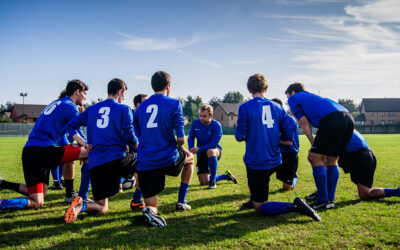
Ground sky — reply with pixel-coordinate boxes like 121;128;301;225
1;0;399;108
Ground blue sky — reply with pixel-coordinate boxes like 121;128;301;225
1;0;399;108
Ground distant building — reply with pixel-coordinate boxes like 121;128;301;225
11;104;47;123
355;98;400;126
213;103;240;127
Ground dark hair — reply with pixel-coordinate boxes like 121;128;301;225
58;90;67;99
285;82;305;95
66;79;88;97
151;71;171;92
271;98;283;106
247;74;268;94
108;78;127;95
133;94;147;107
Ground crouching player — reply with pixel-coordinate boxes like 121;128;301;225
63;78;138;223
235;74;320;221
188;104;237;189
305;130;400;202
0;80;90;211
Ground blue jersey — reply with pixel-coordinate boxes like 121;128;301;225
66;99;137;170
188;119;222;152
279;115;299;154
345;130;370;152
133;94;185;171
25;96;79;147
288;91;348;128
235;97;293;170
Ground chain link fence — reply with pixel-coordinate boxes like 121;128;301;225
0;123;35;137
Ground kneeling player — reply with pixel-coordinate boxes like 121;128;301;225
305;130;400;202
188;104;237;189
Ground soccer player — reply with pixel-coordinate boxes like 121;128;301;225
133;94;147;111
64;78;138;223
0;80;90;211
285;82;354;209
305;130;400;201
134;71;194;228
271;98;299;191
235;74;320;221
188;104;237;189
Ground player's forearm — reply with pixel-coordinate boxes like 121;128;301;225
73;134;87;147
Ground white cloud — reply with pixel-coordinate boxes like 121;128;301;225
345;0;400;23
131;75;150;81
177;50;222;69
233;59;265;64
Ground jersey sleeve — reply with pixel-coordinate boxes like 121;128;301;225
288;97;304;121
122;105;138;147
235;104;247;142
65;108;89;138
188;121;196;149
198;122;222;151
279;112;294;142
172;101;185;138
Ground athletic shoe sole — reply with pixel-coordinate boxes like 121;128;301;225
131;201;145;210
64;196;83;224
225;170;238;184
176;203;191;211
142;207;166;228
294;197;321;221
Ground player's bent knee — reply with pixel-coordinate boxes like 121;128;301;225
206;149;217;157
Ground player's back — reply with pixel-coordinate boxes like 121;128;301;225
236;97;289;169
25;96;78;147
288;91;348;127
279;115;299;154
133;94;184;171
345;130;370;152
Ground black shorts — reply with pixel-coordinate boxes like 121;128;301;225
246;166;277;203
276;153;298;185
90;152;137;201
196;148;222;174
312;111;354;157
22;146;65;187
338;149;376;188
137;150;186;199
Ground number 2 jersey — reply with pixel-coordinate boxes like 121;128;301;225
235;97;293;170
66;99;138;170
133;94;185;171
25;96;79;148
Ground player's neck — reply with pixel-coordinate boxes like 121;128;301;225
252;93;265;98
107;95;119;102
155;89;168;96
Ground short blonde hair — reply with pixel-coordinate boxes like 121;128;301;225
200;104;213;115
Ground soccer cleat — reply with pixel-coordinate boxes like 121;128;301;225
64;192;78;203
131;200;145;210
83;197;94;203
176;202;191;211
208;181;216;189
225;170;238;184
241;200;253;209
293;197;321;221
310;199;333;210
119;184;123;193
142;207;167;228
305;191;319;202
51;181;63;190
64;196;83;223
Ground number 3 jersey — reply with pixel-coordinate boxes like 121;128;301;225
235;97;294;170
133;94;185;171
66;99;138;170
25;96;79;148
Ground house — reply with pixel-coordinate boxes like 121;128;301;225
213;103;240;127
355;98;400;126
11;104;47;123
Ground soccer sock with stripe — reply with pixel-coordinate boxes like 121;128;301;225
178;182;189;204
133;188;143;203
384;188;400;197
78;163;90;199
312;165;329;202
0;180;20;193
259;202;291;215
215;174;229;182
0;197;28;210
208;156;218;183
327;165;340;201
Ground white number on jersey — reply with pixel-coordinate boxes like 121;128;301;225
96;107;111;128
146;104;158;128
43;101;62;115
262;105;275;128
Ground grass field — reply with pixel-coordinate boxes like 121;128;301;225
1;135;400;249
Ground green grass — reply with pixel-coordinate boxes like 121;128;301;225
1;135;400;249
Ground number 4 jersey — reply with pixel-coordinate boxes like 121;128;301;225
133;94;185;171
25;96;80;148
66;99;138;170
235;97;294;170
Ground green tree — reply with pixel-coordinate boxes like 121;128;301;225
338;99;358;113
208;96;222;109
0;101;15;115
182;95;203;123
222;91;244;103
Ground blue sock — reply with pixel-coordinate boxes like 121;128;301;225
51;167;60;182
259;202;290;215
133;188;143;203
0;197;28;210
385;188;400;197
81;201;87;212
327;165;340;201
292;177;298;189
178;182;189;204
216;174;229;182
312;166;329;202
78;163;90;199
208;156;218;183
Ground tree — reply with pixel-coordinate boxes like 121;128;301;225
0;101;15;115
208;96;222;109
182;95;203;123
222;91;244;103
338;99;358;113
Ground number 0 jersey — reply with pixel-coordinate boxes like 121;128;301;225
25;96;79;148
235;97;293;170
133;94;185;171
66;99;138;170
